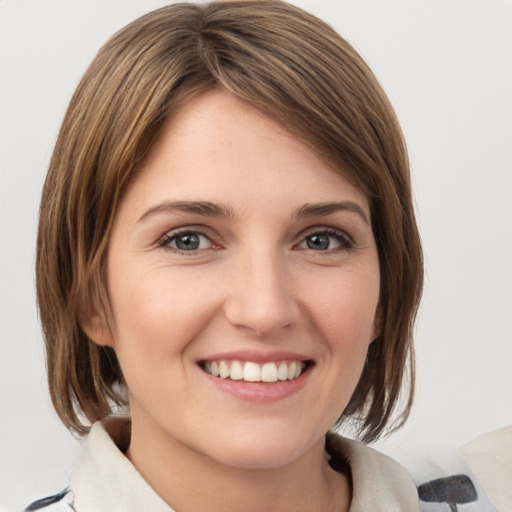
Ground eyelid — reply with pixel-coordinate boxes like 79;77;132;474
157;226;221;252
160;232;211;250
155;224;356;254
295;226;355;251
299;226;354;242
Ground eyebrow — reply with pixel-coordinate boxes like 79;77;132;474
138;200;369;224
294;201;370;224
138;201;235;222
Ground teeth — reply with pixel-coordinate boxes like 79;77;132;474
277;361;288;381
243;362;261;382
230;361;244;381
219;360;230;379
203;360;306;383
288;361;297;380
261;362;278;383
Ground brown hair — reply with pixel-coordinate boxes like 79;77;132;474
36;0;423;442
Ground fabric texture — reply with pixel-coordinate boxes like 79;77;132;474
26;415;420;511
460;425;512;512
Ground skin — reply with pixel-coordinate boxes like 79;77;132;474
84;89;380;512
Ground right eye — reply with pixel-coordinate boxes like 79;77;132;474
160;231;213;252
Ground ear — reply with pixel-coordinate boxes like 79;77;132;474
80;313;115;347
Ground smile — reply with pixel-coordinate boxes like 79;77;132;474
201;360;308;383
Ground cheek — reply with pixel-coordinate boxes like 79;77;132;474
107;265;221;370
305;270;380;348
295;270;379;431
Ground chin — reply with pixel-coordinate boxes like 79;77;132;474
197;425;322;471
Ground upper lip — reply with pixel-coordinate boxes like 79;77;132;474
198;350;312;364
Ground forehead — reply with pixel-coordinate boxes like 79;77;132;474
119;89;370;219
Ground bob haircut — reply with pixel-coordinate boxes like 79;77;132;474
36;0;423;443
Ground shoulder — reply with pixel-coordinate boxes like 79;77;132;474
327;431;504;512
23;488;74;512
326;432;420;511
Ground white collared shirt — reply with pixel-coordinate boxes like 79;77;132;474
27;416;420;511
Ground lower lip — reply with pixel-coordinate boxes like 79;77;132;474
201;367;311;402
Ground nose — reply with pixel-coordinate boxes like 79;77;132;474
223;249;300;338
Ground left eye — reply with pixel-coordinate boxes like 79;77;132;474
162;232;213;251
298;231;351;251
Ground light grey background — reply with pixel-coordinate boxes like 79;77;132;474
1;1;511;510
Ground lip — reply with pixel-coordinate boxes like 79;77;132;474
197;350;314;403
198;349;311;364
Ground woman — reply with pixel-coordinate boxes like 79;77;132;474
31;1;423;510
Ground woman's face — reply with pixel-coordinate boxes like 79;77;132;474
93;89;380;469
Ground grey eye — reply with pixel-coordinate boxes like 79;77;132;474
164;232;213;251
298;230;352;251
306;234;330;250
175;233;201;250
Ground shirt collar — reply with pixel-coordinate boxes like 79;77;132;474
326;433;419;511
71;416;418;512
71;416;173;512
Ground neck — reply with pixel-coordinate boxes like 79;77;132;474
126;418;350;512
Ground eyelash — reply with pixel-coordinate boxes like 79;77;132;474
157;227;354;254
158;229;216;254
297;228;354;252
